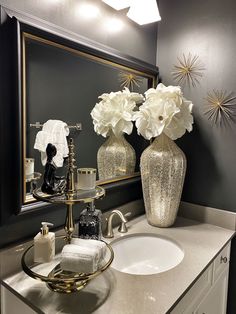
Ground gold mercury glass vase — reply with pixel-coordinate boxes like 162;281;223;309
97;131;136;180
140;133;186;227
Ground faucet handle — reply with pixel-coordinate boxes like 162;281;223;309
124;212;132;219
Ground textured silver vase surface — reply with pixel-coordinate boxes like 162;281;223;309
140;133;186;227
97;132;136;180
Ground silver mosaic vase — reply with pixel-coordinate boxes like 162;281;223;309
97;131;136;180
140;133;186;227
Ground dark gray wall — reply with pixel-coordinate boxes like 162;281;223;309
158;0;236;212
157;1;236;312
0;0;158;248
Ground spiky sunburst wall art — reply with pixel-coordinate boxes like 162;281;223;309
204;90;236;126
118;72;142;91
172;53;205;87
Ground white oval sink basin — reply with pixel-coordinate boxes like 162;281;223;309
111;233;184;275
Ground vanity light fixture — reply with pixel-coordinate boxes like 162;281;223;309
127;0;161;25
102;0;131;10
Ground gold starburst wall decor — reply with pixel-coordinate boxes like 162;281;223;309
204;90;236;126
118;72;142;91
172;53;205;87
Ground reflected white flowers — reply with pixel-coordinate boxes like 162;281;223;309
91;88;144;138
134;83;194;140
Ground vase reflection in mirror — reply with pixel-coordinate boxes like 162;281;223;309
91;87;144;180
141;134;186;227
97;131;136;180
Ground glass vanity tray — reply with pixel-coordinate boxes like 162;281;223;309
32;186;105;205
21;237;114;293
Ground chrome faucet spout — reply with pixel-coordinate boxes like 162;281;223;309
104;210;128;238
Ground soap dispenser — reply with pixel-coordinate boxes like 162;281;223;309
34;222;55;263
78;201;102;240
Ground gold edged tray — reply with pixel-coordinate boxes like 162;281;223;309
32;186;105;205
21;237;114;293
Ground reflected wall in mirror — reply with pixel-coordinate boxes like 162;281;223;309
21;26;158;205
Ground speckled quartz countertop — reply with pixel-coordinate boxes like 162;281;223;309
2;215;235;314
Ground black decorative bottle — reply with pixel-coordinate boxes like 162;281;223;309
78;201;102;240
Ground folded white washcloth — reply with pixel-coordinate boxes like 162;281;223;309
60;244;100;274
34;120;69;168
71;238;106;260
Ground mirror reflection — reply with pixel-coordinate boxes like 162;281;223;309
23;32;156;204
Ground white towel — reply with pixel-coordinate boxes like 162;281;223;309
60;244;100;274
34;120;69;167
71;238;106;260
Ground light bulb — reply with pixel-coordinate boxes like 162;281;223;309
76;3;100;19
105;17;124;32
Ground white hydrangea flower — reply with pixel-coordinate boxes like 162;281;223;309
134;83;193;140
164;98;193;140
91;88;144;138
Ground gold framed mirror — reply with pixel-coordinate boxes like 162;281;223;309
20;25;158;205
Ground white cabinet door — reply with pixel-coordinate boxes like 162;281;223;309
170;265;213;314
171;242;231;314
195;267;229;314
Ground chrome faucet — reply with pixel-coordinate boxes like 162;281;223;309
103;209;128;238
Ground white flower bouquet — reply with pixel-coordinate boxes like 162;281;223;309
134;83;194;140
91;88;144;138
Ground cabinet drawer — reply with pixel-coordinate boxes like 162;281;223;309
213;242;230;283
171;264;213;314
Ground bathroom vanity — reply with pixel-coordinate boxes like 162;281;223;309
1;207;235;314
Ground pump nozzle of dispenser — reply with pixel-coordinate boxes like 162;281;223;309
41;222;54;235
